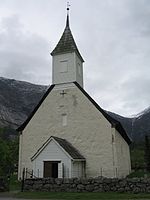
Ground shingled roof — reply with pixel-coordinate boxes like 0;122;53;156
53;136;85;160
51;14;84;62
31;136;85;161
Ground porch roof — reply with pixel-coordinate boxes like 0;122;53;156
31;136;85;161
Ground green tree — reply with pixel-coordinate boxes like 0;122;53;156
0;127;19;176
8;138;19;173
0;138;10;175
144;135;150;172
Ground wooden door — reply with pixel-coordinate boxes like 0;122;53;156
52;162;58;178
43;161;58;178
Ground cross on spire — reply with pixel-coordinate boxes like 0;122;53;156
67;1;71;13
66;1;71;27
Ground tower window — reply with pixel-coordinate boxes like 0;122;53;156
62;114;67;126
60;60;68;73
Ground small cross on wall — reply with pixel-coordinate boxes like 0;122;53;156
60;90;67;97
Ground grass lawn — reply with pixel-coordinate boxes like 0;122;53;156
130;143;144;170
14;191;150;199
9;174;21;191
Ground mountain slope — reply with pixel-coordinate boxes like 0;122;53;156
0;77;47;128
106;111;133;137
132;107;150;142
107;109;150;142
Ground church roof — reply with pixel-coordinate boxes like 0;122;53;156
17;82;132;145
31;136;85;161
51;14;84;62
53;136;85;160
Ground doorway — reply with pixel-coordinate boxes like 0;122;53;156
43;161;59;178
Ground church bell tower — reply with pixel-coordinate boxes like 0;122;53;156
51;8;84;88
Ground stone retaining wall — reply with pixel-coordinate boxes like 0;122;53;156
24;177;150;193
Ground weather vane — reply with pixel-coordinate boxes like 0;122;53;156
67;1;71;14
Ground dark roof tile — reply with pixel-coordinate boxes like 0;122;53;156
51;15;84;62
53;136;85;160
31;136;85;161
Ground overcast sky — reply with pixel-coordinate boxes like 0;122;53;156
0;0;150;117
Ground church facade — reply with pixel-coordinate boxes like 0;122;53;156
17;13;131;179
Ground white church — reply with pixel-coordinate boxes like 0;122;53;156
17;11;131;179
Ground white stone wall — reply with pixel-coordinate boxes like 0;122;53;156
18;85;130;179
114;129;131;177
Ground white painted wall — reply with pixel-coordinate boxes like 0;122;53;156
52;52;83;87
72;161;84;178
114;129;131;177
18;85;131;179
75;54;83;87
32;139;72;178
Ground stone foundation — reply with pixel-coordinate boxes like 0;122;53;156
24;177;150;193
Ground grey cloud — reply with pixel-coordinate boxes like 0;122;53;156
80;0;150;116
0;1;150;116
0;15;51;85
128;0;150;34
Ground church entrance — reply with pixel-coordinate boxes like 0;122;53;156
43;161;59;178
